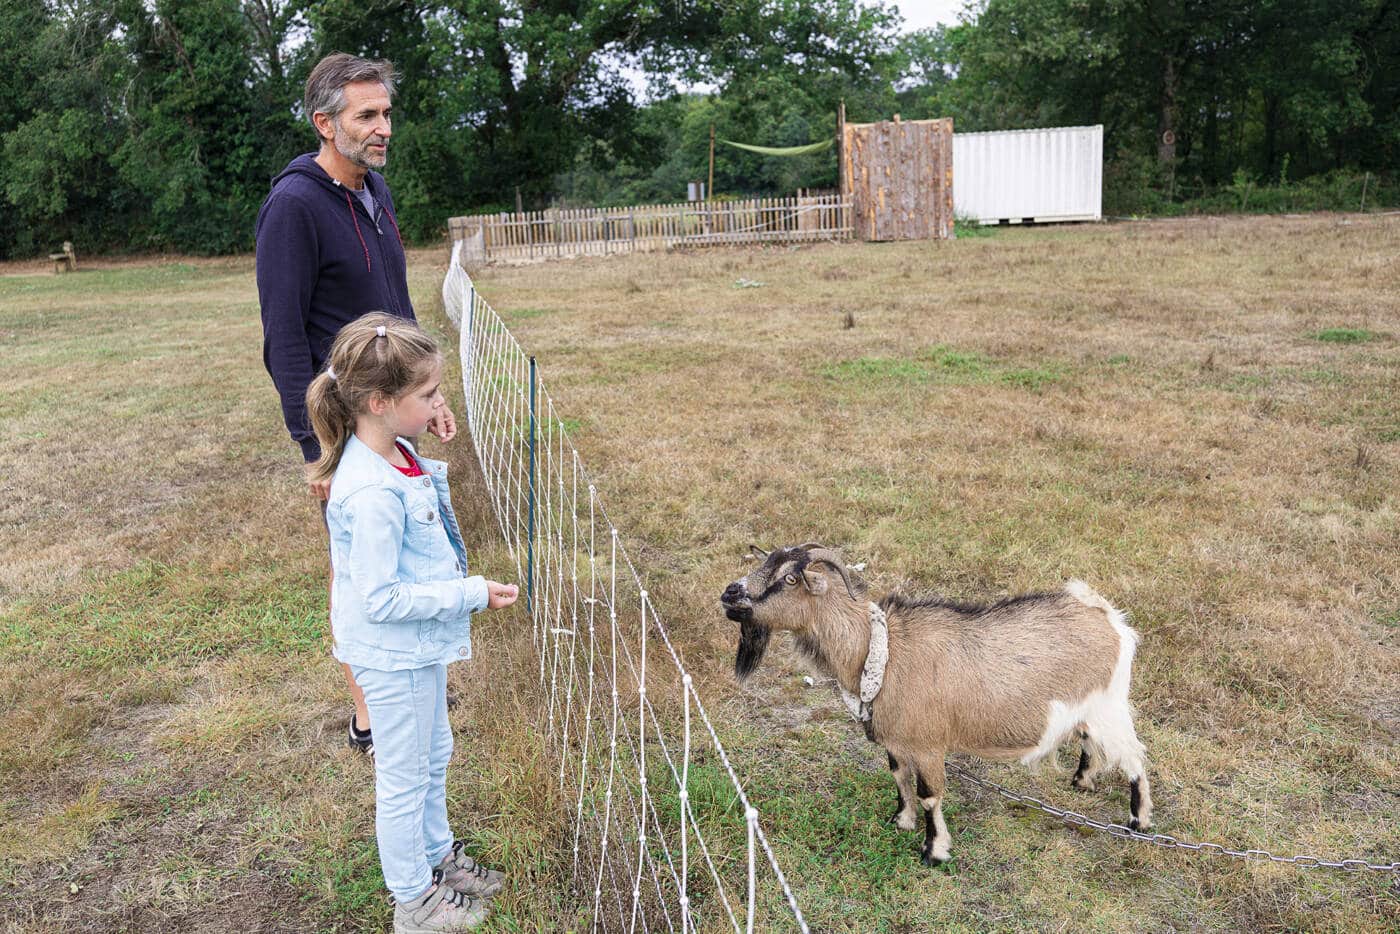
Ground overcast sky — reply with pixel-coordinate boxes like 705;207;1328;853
892;0;974;32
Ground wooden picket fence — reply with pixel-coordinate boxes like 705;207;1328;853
447;194;851;263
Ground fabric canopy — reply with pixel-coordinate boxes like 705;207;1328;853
718;138;835;157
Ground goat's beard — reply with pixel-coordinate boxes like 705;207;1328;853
734;619;771;681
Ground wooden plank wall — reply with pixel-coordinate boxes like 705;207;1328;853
446;195;852;262
841;118;953;242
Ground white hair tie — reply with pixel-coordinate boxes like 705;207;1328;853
375;325;386;337
326;365;338;381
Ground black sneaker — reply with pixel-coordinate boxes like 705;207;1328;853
347;711;373;756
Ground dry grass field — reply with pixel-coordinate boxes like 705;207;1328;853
2;213;1397;932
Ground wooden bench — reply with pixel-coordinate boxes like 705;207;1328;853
49;241;77;273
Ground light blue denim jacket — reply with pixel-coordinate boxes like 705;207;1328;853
327;435;487;671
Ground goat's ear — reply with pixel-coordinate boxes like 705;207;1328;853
801;567;829;595
746;544;769;560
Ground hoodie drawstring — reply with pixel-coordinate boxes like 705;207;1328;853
345;191;372;272
382;205;405;251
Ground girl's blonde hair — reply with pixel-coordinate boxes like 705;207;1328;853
305;312;442;483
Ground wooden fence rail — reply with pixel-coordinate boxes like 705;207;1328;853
447;194;852;263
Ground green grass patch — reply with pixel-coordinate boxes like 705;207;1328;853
512;414;585;442
0;560;327;670
1311;327;1377;344
289;839;387;918
819;356;933;385
0;264;233;302
953;217;998;238
541;415;584;437
821;345;1064;392
502;306;557;321
923;344;994;377
1000;366;1063;391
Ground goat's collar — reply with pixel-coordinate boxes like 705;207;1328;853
840;602;888;723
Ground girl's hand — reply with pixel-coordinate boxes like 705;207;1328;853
485;581;519;609
428;406;457;443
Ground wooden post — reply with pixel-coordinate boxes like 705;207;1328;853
837;99;847;202
708;123;715;202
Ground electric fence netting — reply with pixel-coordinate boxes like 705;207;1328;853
442;242;810;932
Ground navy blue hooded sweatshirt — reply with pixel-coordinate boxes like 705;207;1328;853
255;153;415;461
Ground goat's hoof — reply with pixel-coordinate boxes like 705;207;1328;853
919;849;947;869
1128;817;1141;831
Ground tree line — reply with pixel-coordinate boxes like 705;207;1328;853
3;0;1395;257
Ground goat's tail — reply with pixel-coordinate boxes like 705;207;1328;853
1066;579;1139;701
1065;579;1113;613
1065;580;1135;639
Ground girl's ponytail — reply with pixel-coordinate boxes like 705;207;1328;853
306;369;354;483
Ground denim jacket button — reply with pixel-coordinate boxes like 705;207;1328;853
422;478;431;487
458;647;468;657
426;511;435;521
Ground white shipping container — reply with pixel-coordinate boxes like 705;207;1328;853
953;125;1103;225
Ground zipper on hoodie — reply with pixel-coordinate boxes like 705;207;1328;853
366;190;401;316
333;176;402;316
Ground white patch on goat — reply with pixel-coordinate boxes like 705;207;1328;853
1021;585;1144;771
920;796;952;861
932;803;950;860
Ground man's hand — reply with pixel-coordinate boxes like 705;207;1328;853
485;581;519;609
305;463;331;501
428;406;457;443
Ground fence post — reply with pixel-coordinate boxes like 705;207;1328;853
527;356;537;614
465;283;476;417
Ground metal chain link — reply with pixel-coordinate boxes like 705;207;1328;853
944;762;1400;876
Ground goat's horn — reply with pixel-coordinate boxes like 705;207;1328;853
746;544;769;560
803;547;858;599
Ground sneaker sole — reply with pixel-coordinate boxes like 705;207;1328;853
393;915;488;934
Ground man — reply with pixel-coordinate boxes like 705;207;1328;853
257;52;456;755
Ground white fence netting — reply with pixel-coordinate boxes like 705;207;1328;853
442;242;809;932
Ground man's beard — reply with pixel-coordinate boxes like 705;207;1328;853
334;122;386;169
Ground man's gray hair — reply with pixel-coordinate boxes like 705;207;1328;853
304;53;397;137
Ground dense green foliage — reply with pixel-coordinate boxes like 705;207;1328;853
906;0;1400;215
2;0;1395;256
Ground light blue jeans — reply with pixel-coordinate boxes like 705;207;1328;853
352;663;456;902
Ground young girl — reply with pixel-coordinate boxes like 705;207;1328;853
306;312;518;933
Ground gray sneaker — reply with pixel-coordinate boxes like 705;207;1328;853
433;841;505;898
393;871;489;933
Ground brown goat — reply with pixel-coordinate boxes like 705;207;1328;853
720;543;1153;867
